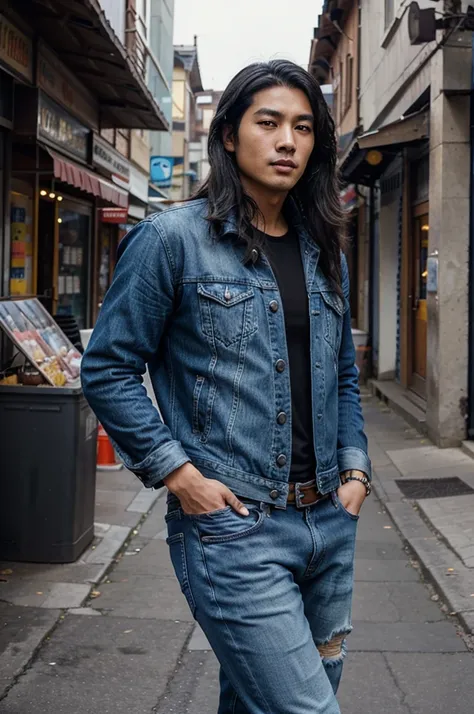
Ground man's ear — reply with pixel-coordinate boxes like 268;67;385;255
223;125;236;153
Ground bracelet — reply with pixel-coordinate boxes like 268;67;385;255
341;472;372;497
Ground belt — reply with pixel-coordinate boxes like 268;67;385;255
285;479;325;508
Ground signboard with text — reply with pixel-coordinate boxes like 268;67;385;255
99;207;129;223
0;15;33;82
92;134;130;186
37;92;90;162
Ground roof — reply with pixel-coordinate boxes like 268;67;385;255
9;0;169;130
174;45;204;94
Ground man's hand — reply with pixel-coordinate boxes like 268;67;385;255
337;474;367;517
163;463;250;516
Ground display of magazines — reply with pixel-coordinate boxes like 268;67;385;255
0;298;82;387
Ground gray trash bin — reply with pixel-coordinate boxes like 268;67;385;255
0;384;98;563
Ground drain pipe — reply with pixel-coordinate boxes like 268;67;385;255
468;33;474;438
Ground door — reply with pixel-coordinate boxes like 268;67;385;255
56;199;92;329
37;196;57;315
410;204;429;397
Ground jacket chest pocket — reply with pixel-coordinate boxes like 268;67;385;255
320;290;344;353
198;283;257;347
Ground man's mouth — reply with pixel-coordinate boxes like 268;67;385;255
271;159;297;168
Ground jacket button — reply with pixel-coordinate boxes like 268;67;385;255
269;489;279;499
269;300;279;313
275;359;286;373
276;411;287;425
251;248;259;264
276;454;287;467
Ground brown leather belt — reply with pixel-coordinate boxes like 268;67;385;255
285;479;325;508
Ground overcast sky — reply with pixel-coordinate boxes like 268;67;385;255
173;0;324;91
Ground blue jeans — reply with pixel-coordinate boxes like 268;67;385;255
165;491;358;714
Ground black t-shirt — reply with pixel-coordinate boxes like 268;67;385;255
260;228;316;483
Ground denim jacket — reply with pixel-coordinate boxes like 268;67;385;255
81;197;371;508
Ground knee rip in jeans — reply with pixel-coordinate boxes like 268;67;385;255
317;631;350;665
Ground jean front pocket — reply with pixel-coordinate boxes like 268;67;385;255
334;491;360;522
193;504;266;544
166;532;196;617
198;282;256;347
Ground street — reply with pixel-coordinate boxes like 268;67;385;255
1;393;473;713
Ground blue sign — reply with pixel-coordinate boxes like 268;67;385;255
150;156;175;188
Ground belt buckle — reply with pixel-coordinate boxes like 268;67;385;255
295;483;306;509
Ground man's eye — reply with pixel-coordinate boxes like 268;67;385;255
297;125;312;132
258;121;276;127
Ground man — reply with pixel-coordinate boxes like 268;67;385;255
82;59;371;714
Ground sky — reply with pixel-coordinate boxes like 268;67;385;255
173;0;324;91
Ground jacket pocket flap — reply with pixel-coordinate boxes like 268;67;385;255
320;290;344;316
198;283;254;307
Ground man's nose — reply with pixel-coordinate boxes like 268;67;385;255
276;126;296;152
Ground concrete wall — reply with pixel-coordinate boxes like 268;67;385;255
331;1;359;137
359;0;436;129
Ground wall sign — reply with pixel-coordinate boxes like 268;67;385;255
38;92;90;162
99;207;129;223
150;156;175;188
37;43;99;131
92;134;130;185
0;15;33;82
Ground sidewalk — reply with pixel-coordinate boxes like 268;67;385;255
0;466;162;700
364;387;474;636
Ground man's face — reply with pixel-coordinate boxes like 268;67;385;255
224;85;315;195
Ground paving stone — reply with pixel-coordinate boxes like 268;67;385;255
188;624;211;651
385;653;474;714
88;575;194;621
354;540;407;560
93;504;141;527
386;446;473;476
355;558;419;582
126;487;161;513
338;654;410;714
0;615;192;714
41;583;90;609
69;608;102;616
0;561;105;585
111;539;175;577
352;582;445;623
417;495;474;568
349;621;466;652
0;603;59;699
85;525;131;565
153;650;220;714
95;489;138;508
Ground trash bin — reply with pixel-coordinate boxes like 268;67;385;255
0;384;98;563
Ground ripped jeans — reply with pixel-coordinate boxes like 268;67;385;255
165;490;358;714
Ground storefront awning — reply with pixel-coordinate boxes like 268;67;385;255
48;149;128;208
9;0;169;131
340;109;429;185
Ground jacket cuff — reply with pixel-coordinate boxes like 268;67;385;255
337;447;372;481
118;440;191;489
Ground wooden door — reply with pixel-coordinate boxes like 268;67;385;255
410;205;429;397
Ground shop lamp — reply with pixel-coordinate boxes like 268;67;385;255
40;190;47;196
57;218;62;224
57;195;63;202
365;150;383;167
421;224;429;231
49;192;56;199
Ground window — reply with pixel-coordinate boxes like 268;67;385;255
385;0;394;29
345;55;353;112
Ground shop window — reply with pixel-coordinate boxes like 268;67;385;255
9;190;34;297
56;201;92;330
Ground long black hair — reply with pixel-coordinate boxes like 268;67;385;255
192;60;346;293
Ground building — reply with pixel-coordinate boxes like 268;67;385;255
0;0;170;333
192;89;224;187
168;42;204;201
310;0;472;448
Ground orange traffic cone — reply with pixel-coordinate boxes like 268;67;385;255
97;424;123;471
